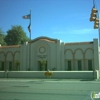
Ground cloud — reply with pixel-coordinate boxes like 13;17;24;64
53;31;66;34
69;13;89;20
53;28;95;35
69;28;94;34
78;16;89;19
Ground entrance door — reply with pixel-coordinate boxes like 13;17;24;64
38;61;42;71
78;60;82;71
0;62;4;71
9;62;12;71
88;60;92;71
68;60;71;71
1;62;4;71
38;61;47;71
45;61;47;71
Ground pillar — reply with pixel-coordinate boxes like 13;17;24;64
56;40;60;70
93;38;99;70
60;42;65;70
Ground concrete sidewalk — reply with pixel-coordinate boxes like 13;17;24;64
0;78;100;100
0;78;99;82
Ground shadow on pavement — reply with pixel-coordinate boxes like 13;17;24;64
80;79;96;81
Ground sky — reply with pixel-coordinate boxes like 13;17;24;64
0;0;100;42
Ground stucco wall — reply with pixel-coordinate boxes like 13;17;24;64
64;43;94;70
31;40;57;71
0;71;99;79
0;47;20;61
0;37;99;72
0;71;5;78
0;46;20;71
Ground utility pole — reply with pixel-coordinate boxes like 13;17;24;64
89;0;100;79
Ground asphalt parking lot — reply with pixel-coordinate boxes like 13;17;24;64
0;78;100;100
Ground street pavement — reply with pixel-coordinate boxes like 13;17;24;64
0;78;100;100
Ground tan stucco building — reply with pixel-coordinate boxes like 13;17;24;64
0;36;100;71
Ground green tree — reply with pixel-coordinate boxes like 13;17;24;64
5;25;29;45
0;28;6;46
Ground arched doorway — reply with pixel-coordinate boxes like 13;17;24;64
38;60;47;71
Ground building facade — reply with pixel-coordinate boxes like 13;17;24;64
0;36;100;71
